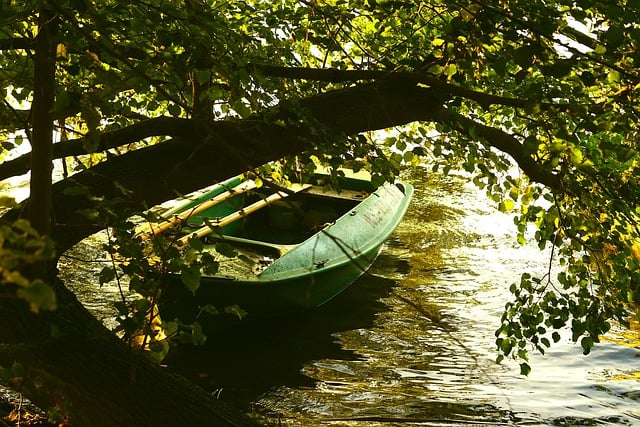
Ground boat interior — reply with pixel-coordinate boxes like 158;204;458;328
155;180;371;277
182;183;370;248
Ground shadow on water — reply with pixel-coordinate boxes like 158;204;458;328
165;171;530;426
166;273;397;408
60;167;640;426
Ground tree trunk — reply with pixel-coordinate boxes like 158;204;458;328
27;7;55;237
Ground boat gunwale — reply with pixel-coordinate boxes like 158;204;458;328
197;180;414;285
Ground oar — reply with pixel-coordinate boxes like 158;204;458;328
137;177;241;236
178;183;311;246
160;176;241;218
139;180;257;237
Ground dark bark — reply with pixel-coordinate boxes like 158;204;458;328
0;117;202;180
0;37;34;51
1;78;560;195
432;108;562;189
0;279;262;427
42;80;446;253
26;8;56;237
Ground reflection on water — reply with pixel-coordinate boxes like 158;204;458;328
63;167;640;426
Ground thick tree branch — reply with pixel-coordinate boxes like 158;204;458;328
432;107;562;190
27;7;56;237
0;117;207;180
0;62;598;157
250;64;583;111
3;79;562;253
1;80;447;181
6;80;443;253
0;37;34;51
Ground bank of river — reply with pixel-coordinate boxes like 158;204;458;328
62;167;640;426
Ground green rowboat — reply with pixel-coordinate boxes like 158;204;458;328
156;170;413;325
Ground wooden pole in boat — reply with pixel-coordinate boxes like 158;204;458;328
177;183;311;246
160;176;240;218
139;180;258;237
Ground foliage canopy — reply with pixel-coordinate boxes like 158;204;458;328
1;0;640;418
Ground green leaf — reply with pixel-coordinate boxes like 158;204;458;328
201;252;220;274
514;45;535;68
580;336;594;355
113;181;133;196
0;196;18;209
187;236;204;251
16;280;57;313
520;362;531;376
499;199;515;212
579;71;596;86
191;322;207;346
607;70;621;83
99;267;116;285
215;242;237;258
200;304;220;315
194;70;211;85
167;103;182;117
224;304;247;319
180;266;201;294
444;63;457;78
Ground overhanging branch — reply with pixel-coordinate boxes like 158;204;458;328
432;107;562;190
0;117;204;180
250;64;576;111
2;79;563;253
0;37;34;51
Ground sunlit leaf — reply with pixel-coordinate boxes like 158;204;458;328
180;266;201;294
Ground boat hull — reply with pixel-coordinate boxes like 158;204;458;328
159;175;413;326
167;242;384;319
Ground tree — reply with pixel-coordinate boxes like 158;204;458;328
1;0;639;423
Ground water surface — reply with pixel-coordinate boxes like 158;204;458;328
62;167;640;426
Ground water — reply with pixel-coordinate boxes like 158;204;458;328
61;167;640;426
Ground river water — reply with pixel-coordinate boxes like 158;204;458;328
60;167;640;426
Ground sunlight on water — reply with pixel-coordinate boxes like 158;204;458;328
247;168;640;426
57;167;640;426
57;233;129;331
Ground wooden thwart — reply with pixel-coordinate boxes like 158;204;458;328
177;183;312;246
208;234;297;257
138;180;257;237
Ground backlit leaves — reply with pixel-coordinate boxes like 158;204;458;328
0;218;56;312
2;0;640;372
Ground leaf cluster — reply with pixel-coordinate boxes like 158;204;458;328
93;203;252;362
3;0;640;371
0;211;56;313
